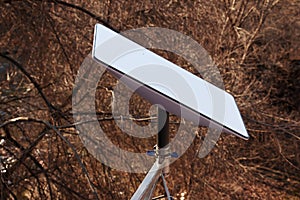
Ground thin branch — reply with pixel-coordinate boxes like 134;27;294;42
0;117;100;199
0;53;57;111
51;0;118;32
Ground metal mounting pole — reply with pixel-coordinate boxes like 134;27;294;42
157;107;170;175
157;107;169;149
131;106;172;200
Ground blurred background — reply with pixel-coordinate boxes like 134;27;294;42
0;0;299;199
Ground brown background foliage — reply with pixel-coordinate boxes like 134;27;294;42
0;0;299;199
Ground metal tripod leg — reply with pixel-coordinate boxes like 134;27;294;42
130;159;173;200
161;173;172;200
130;160;162;200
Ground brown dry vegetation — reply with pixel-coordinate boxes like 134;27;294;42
0;0;299;199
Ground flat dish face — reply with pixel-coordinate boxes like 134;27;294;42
92;24;249;139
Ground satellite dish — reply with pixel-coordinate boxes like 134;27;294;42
91;24;249;199
92;24;249;140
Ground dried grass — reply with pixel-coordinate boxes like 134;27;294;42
0;0;299;199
